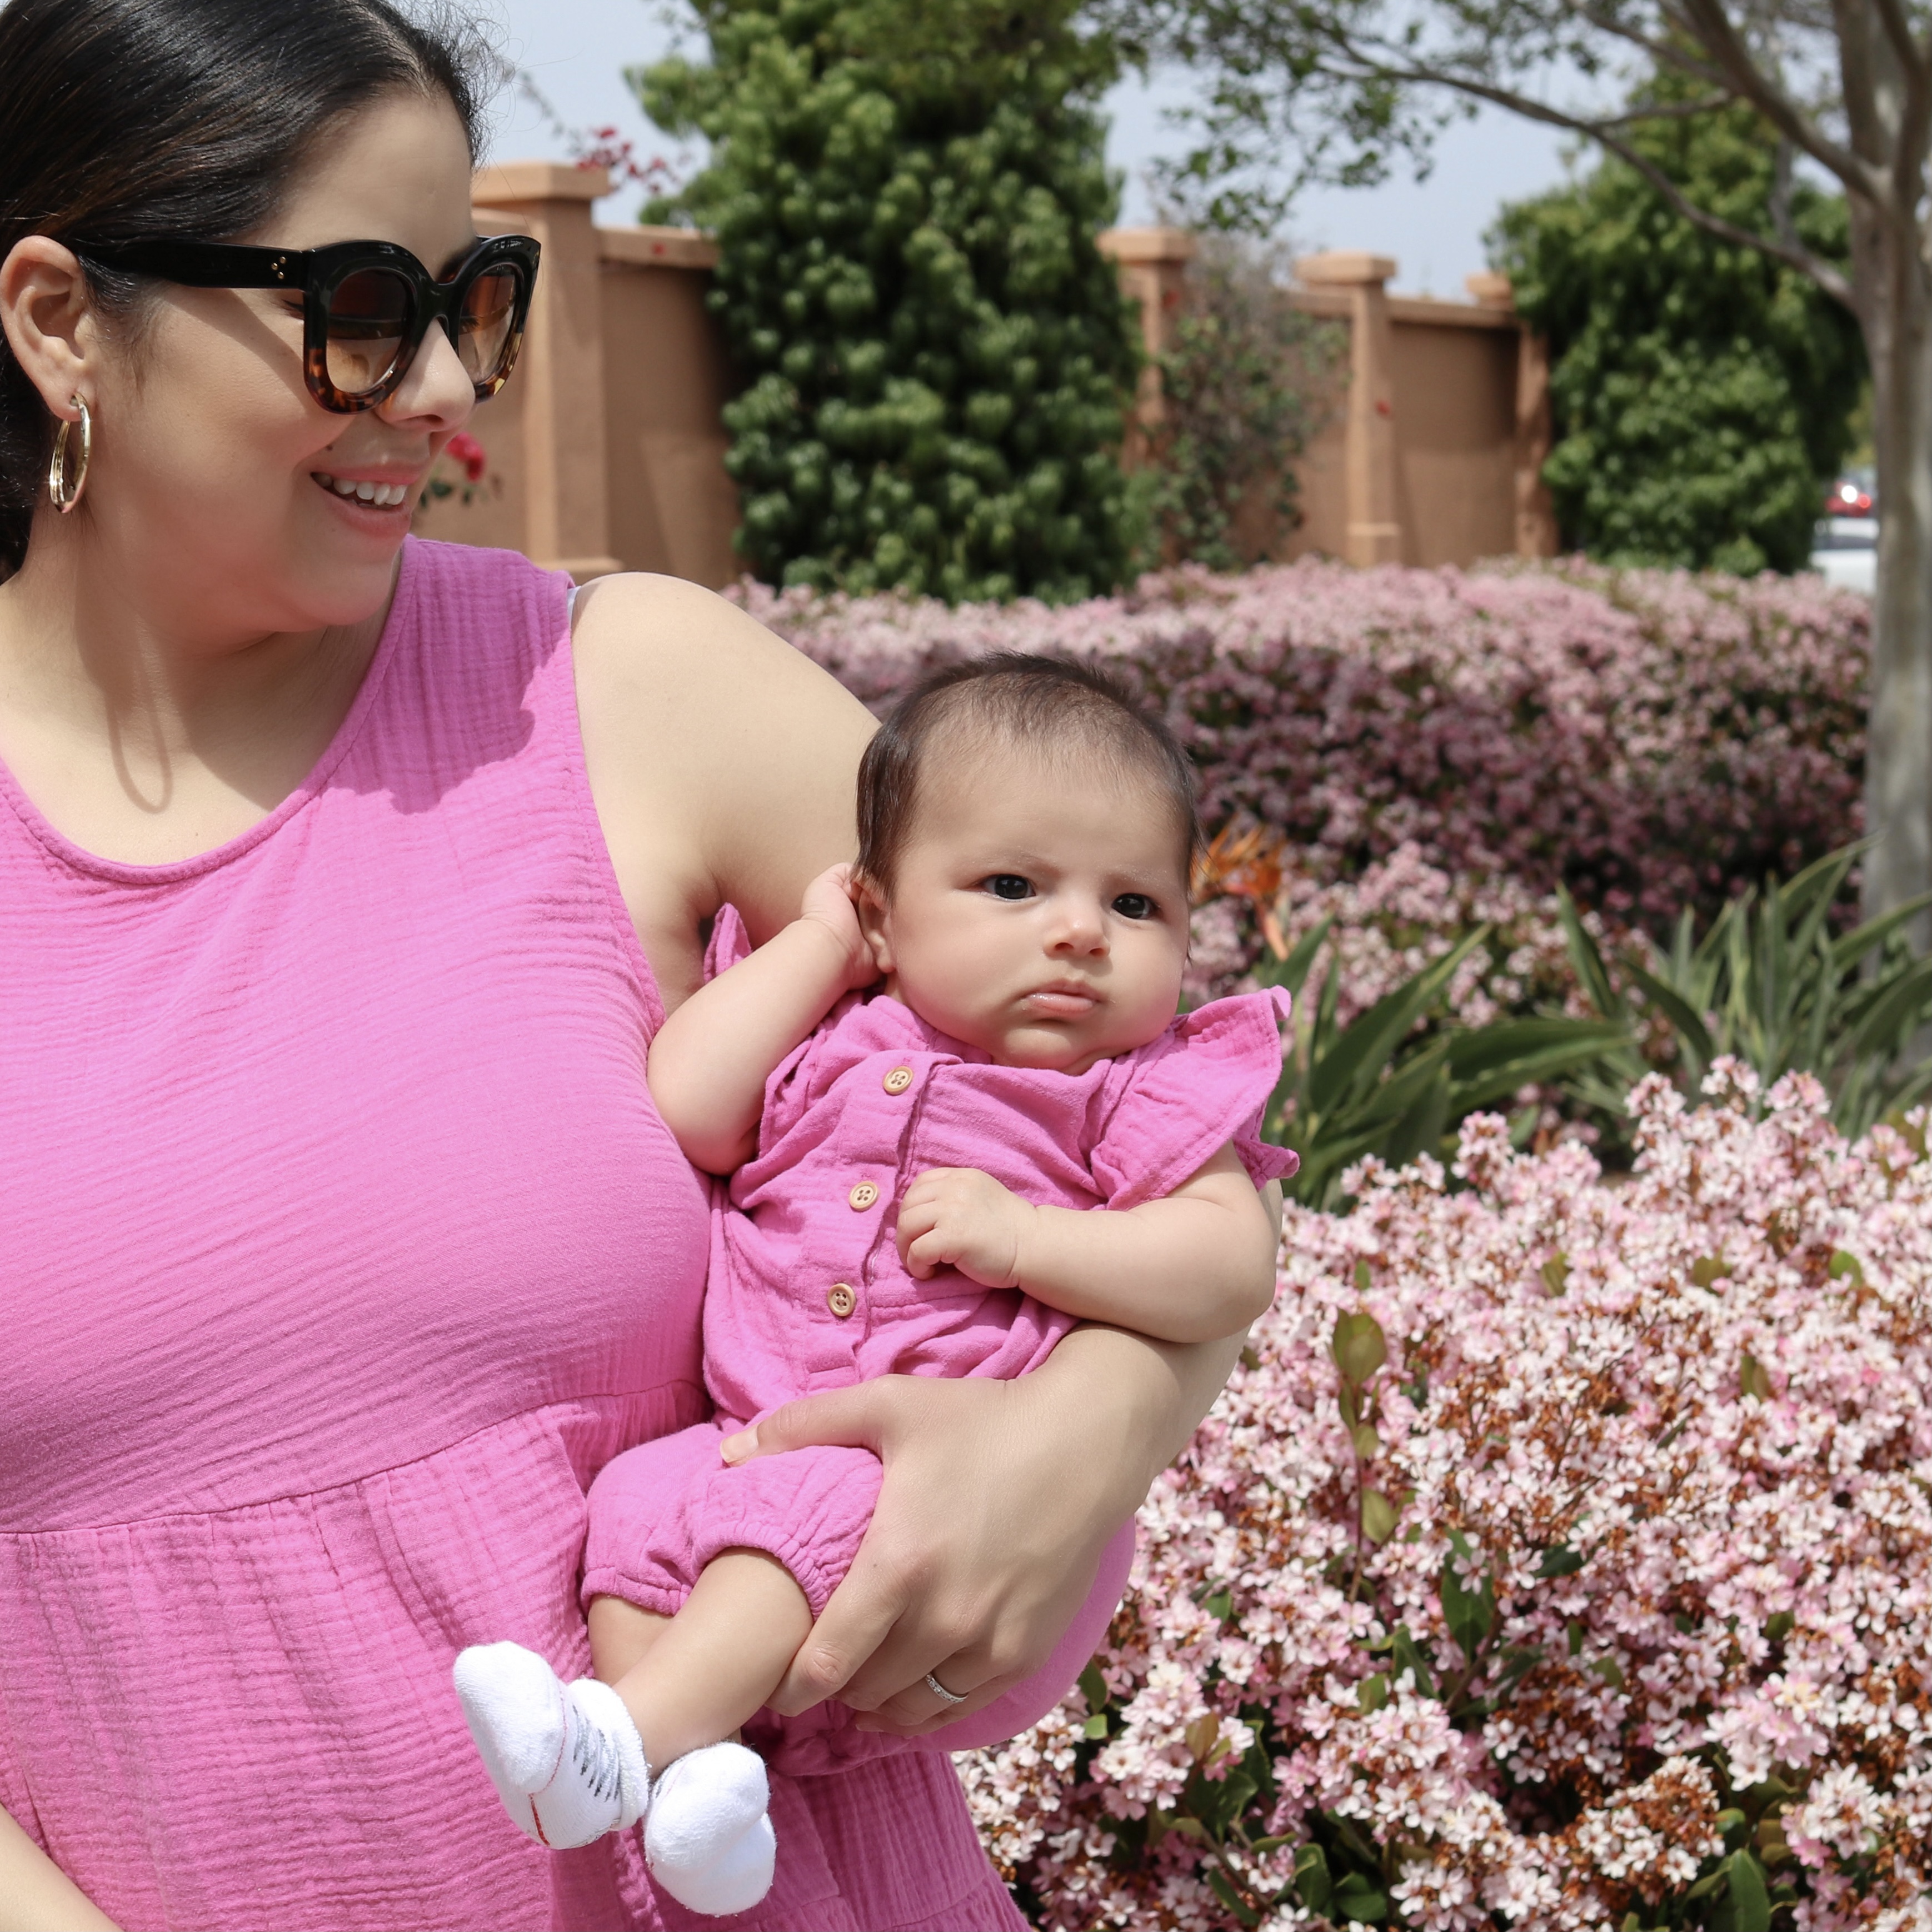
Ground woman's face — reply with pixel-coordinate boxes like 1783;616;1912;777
66;88;481;639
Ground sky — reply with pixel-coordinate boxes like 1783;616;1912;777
487;0;1576;297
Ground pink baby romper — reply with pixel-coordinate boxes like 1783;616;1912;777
0;539;1040;1932
584;916;1295;1773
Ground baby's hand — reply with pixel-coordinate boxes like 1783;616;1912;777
799;862;876;992
895;1168;1035;1289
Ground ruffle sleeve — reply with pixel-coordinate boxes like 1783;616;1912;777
1090;985;1299;1210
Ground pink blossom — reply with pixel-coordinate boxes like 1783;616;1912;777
957;1076;1932;1925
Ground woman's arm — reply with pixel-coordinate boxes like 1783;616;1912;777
0;1806;117;1931
721;1322;1245;1734
573;575;1251;1734
647;866;877;1173
894;1144;1280;1344
572;573;879;1015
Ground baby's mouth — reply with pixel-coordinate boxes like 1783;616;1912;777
1022;983;1101;1019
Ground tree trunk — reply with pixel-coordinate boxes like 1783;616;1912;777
1859;218;1932;947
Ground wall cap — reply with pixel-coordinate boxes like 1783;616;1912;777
600;226;721;270
1097;226;1197;266
1296;249;1396;287
1465;271;1515;309
473;161;610;204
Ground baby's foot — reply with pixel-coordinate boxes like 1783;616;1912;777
644;1740;777;1916
453;1640;650;1849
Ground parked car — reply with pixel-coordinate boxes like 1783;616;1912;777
1811;470;1876;592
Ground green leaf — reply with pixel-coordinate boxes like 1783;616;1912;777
1361;1488;1399;1542
1763;1610;1794;1643
1390;1624;1437;1696
1077;1660;1108;1714
1357;1671;1390;1712
1739;1350;1773;1401
1690;1254;1731;1287
1540;1254;1571;1297
1331;1310;1388;1386
1536;1543;1584;1577
1082;1711;1109;1739
1292;1844;1333;1913
1828;1247;1865;1286
1205;1865;1259;1926
1352;1258;1373;1293
1351;1422;1382;1461
1724;1850;1772;1932
1334;1871;1390;1922
1439;1545;1497;1659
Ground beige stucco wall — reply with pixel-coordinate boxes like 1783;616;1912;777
416;164;1552;586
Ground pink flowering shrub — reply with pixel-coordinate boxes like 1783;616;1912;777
741;559;1868;923
958;1071;1932;1928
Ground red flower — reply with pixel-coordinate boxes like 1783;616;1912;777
446;432;487;482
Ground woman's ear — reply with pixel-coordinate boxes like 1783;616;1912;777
0;237;99;418
853;871;894;977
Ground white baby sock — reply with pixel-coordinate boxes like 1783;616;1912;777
453;1640;650;1850
645;1740;778;1916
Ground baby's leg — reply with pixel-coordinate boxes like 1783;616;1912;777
592;1549;811;1769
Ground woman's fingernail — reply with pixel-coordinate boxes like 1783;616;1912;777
719;1430;754;1465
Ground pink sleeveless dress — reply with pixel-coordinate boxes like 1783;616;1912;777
0;539;1024;1932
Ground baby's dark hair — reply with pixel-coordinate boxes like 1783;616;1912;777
855;653;1202;894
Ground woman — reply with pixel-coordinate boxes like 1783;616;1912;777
0;3;1245;1927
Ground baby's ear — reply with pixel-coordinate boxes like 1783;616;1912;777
852;870;895;975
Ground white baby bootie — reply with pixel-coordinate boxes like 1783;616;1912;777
453;1640;650;1850
645;1740;777;1916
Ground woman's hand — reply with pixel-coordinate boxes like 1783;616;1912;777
719;1322;1244;1736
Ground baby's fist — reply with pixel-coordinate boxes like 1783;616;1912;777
895;1168;1033;1289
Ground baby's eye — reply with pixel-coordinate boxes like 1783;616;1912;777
984;874;1035;901
1112;893;1159;921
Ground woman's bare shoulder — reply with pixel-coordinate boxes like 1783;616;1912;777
568;572;877;995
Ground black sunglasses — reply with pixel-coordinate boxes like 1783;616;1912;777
76;233;541;413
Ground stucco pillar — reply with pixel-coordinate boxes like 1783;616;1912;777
1097;227;1196;462
1297;251;1400;566
472;162;621;582
1467;272;1559;558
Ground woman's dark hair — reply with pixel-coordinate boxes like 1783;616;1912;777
0;0;497;578
856;652;1203;894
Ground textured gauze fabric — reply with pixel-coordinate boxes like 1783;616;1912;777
0;538;1029;1932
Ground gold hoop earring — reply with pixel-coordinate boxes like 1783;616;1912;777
48;396;92;513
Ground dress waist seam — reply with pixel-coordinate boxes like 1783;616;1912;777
0;1376;707;1538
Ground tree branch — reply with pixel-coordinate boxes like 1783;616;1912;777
1340;48;1858;308
1671;0;1891;200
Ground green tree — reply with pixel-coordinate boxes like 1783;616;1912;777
635;0;1142;602
1490;94;1864;575
1097;0;1932;938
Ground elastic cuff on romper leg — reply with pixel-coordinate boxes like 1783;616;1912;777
695;1521;846;1619
580;1570;689;1618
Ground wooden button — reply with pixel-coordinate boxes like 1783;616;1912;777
827;1282;857;1319
882;1066;914;1095
847;1181;880;1211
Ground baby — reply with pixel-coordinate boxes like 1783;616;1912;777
454;652;1296;1914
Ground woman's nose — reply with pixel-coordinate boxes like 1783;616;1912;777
380;317;476;432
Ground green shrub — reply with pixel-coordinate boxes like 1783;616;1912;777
634;0;1142;602
1490;82;1864;574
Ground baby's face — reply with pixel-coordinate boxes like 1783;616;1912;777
857;744;1191;1072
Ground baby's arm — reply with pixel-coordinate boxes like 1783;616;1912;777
893;1145;1281;1345
648;866;877;1174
